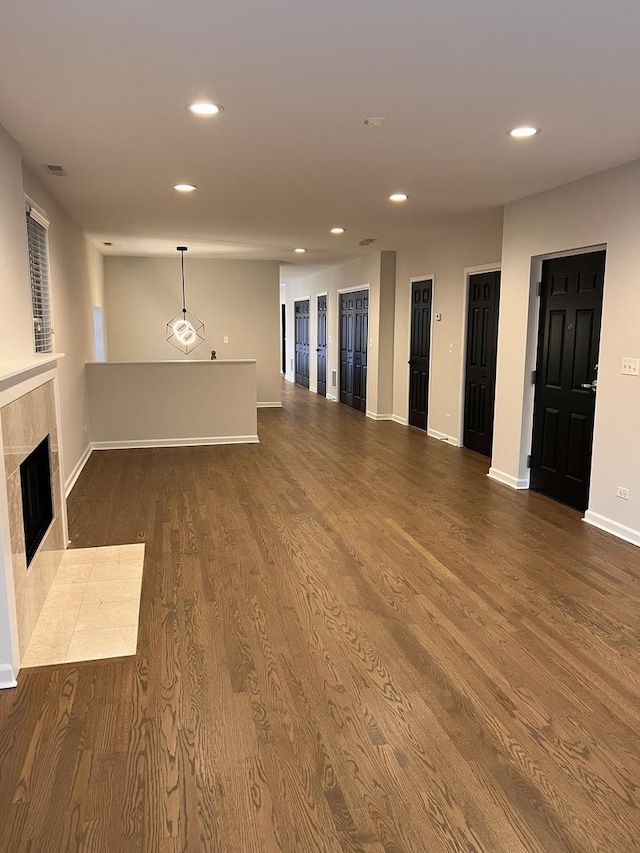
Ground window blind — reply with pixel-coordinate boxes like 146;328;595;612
25;209;53;354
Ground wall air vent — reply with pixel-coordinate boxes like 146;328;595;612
358;238;377;246
44;164;67;177
331;370;337;387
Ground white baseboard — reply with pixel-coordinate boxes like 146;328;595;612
309;386;317;394
583;511;640;548
391;414;408;426
92;435;259;450
487;467;530;489
65;442;93;497
284;374;295;383
257;402;283;408
0;664;17;690
427;428;460;447
366;411;393;421
326;393;337;402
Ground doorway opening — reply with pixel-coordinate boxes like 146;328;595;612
294;299;310;388
339;289;368;412
408;279;433;430
530;250;605;511
463;270;501;456
317;295;327;397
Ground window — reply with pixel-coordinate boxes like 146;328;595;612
25;200;53;353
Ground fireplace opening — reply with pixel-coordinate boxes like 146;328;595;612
20;435;53;567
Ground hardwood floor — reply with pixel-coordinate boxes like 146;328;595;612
1;381;639;852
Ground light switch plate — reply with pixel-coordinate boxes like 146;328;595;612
622;357;639;376
223;336;229;344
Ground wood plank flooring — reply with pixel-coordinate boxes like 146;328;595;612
1;381;640;851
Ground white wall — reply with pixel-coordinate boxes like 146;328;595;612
0;122;100;487
392;212;504;437
0;125;34;358
104;257;281;405
493;159;640;545
22;169;102;487
283;252;395;415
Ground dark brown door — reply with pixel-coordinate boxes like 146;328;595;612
408;280;432;430
531;251;605;511
340;290;368;412
317;295;327;397
294;300;310;388
463;271;501;455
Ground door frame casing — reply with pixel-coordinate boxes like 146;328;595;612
406;275;435;431
457;263;502;448
514;244;606;498
337;284;370;408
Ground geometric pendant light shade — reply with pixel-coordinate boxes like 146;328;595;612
165;246;205;355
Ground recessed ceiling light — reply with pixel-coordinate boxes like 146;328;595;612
389;193;409;202
508;126;540;139
188;102;224;116
294;247;306;253
173;183;197;192
362;117;386;127
330;227;345;234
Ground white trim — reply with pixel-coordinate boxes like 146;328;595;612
65;443;93;497
487;467;530;489
406;275;435;430
257;402;283;408
458;264;502;447
326;393;337;402
24;195;50;229
284;374;295;383
309;386;317;394
391;414;408;425
0;664;17;690
91;436;259;450
336;283;371;294
427;428;460;447
366;411;393;421
583;511;640;548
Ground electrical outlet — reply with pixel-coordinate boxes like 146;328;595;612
82;424;88;437
449;343;453;354
445;413;451;421
223;336;229;344
617;486;630;500
622;357;639;376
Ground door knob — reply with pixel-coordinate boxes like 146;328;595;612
316;347;321;352
408;360;416;365
581;381;597;391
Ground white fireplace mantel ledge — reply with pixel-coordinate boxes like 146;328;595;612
0;353;65;386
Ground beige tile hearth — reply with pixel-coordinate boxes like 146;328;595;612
21;543;144;668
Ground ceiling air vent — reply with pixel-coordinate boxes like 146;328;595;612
359;238;377;246
44;164;67;177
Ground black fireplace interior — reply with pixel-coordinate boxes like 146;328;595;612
20;435;53;567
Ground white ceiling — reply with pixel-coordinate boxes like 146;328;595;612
1;0;640;270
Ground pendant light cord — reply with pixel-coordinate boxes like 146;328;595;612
181;248;187;315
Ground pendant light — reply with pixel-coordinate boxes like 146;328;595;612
166;246;205;355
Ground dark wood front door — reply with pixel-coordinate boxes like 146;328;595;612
408;280;432;430
340;290;368;412
294;299;310;388
317;295;327;397
531;251;605;511
463;271;501;456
